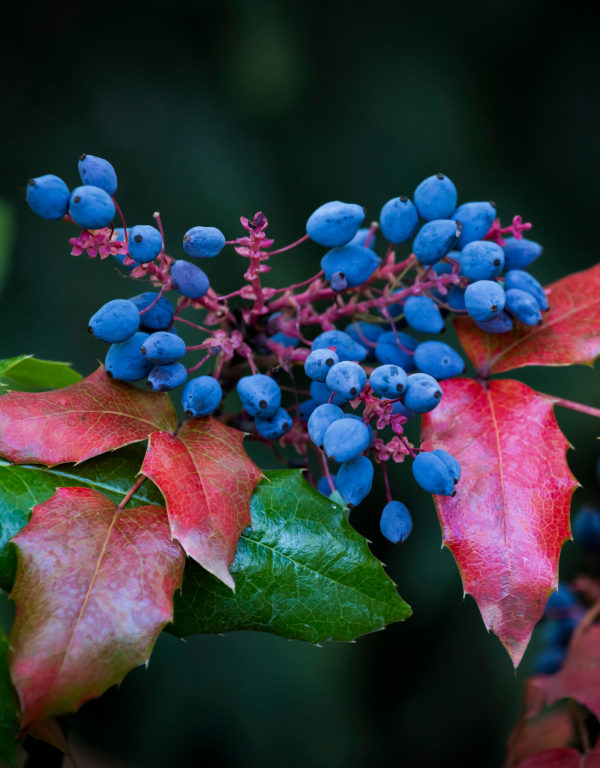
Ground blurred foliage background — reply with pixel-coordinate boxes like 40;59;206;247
1;1;599;765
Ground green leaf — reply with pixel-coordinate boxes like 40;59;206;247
0;446;158;591
0;355;82;392
0;627;18;767
169;470;410;643
0;201;15;299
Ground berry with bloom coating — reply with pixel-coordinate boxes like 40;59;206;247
130;292;174;331
403;295;445;333
310;380;348;406
312;330;367;362
337;455;374;507
459;240;505;281
306;201;365;247
128;225;162;264
321;244;381;289
317;474;337;496
403;373;442;413
171;260;210;299
504;288;543;326
348;227;377;250
105;332;152;382
413;219;461;265
326;361;367;400
88;299;140;343
412;451;455;496
299;399;319;422
379;196;419;243
183;226;226;258
26;174;70;219
255;407;292;439
380;501;413;543
413;173;457;221
452;201;496;248
375;331;418;371
147;362;188;391
304;348;340;382
344;322;383;359
308;403;344;446
69;186;115;229
237;374;281;418
504;270;548;311
431;448;461;484
78;154;117;196
369;364;408;398
414;341;465;380
141;332;186;364
182;375;223;417
475;311;513;334
464;280;506;322
502;238;543;270
323;418;371;463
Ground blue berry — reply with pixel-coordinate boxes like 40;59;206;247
344;322;383;360
348;227;377;250
403;295;445;333
321;244;381;289
375;331;418;371
431;448;461;484
545;586;577;614
323;418;370;463
141;331;186;364
130;292;174;331
310;380;348;406
413;220;461;265
413;173;457;221
341;414;374;449
380;501;413;543
459;240;505;281
88;299;140;343
414;341;465;380
304;348;340;382
183;226;226;258
326;361;367;400
306;201;365;247
452;202;496;248
78;154;117;196
337;456;374;507
237;374;281;418
464;280;506;322
128;225;162;264
69;185;115;229
255;407;292;440
392;400;414;419
505;288;542;326
379;196;419;243
308;403;344;446
532;648;565;675
105;332;152;382
540;617;578;647
475;311;513;334
271;331;298;348
502;238;543;270
504;270;548;311
412;451;455;496
317;474;337;496
446;286;466;311
403;373;443;413
171;260;210;299
312;330;367;362
299;399;319;422
26;175;70;219
573;506;600;552
182;375;223;417
369;364;408;398
112;229;137;270
148;362;188;391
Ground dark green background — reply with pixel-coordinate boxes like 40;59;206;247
1;1;599;765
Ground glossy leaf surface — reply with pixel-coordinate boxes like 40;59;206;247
0;355;81;392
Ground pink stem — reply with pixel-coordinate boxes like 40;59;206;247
268;271;325;296
112;197;128;240
139;285;166;315
187;353;211;373
320;450;336;493
174;316;211;332
539;393;600;419
381;460;392;503
265;233;310;256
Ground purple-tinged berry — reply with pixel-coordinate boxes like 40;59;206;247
504;288;543;326
375;331;418;372
475;311;513;334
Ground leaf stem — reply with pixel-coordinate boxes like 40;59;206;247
538;393;600;419
118;476;147;509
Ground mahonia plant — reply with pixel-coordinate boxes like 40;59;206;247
0;155;599;763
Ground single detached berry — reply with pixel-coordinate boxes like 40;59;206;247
255;407;292;440
504;288;543;326
413;173;457;221
312;329;367;362
412;451;455;496
322;417;371;463
452;201;496;248
171;260;210;299
412;219;461;265
69;185;115;229
325;361;367;400
183;226;226;258
308;403;344;446
375;331;419;372
88;299;140;343
26;174;70;219
403;295;445;333
380;501;413;543
369;364;408;398
306;201;365;247
141;331;186;364
403;373;442;413
321;244;381;289
78;154;118;196
304;348;340;382
181;375;223;417
147;362;188;391
128;225;163;264
459;240;505;281
379;196;419;243
414;341;465;380
105;331;152;382
502;237;543;270
504;270;548;311
237;374;281;418
464;280;506;322
336;455;374;507
130;292;174;331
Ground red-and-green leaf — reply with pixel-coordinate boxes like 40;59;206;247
9;487;184;729
421;377;578;666
454;262;600;375
141;418;264;590
0;367;177;465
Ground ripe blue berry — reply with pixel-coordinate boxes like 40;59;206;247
141;332;186;364
505;288;542;326
573;507;600;552
379;196;419;243
502;238;543;270
69;185;115;229
306;201;365;247
171;260;210;299
237;374;281;418
323;418;370;463
452;201;496;248
128;225;163;264
341;414;374;449
414;341;465;380
413;220;461;265
369;364;408;398
446;286;466;311
304;348;340;382
310;381;348;406
431;448;461;484
88;299;140;343
459;240;505;281
326;361;367;400
308;403;344;446
321;244;381;289
317;474;337;496
504;270;548;311
271;331;298;348
403;295;445;333
375;331;418;371
380;501;413;543
475;311;513;334
412;451;455;496
413;173;457;221
105;331;152;382
183;226;226;258
312;330;367;362
299;399;319;422
337;455;374;507
255;407;292;439
392;400;414;419
464;280;506;322
26;174;70;219
148;362;188;391
532;648;565;675
344;322;383;359
78;154;117;196
182;375;223;417
130;292;174;331
348;227;377;250
112;229;137;270
403;373;443;413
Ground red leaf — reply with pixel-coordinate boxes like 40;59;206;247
0;367;177;465
141;418;264;590
421;378;577;666
9;487;184;728
516;747;600;768
454;263;600;375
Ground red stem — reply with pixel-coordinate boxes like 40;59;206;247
381;460;392;503
265;233;310;256
539;393;600;419
320;450;336;493
112;197;128;240
117;476;146;509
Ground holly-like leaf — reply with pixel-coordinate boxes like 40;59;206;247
454;263;600;375
0;446;162;592
0;628;18;768
421;377;578;666
0;366;177;465
9;487;184;729
141;418;264;590
169;470;411;643
0;355;81;392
